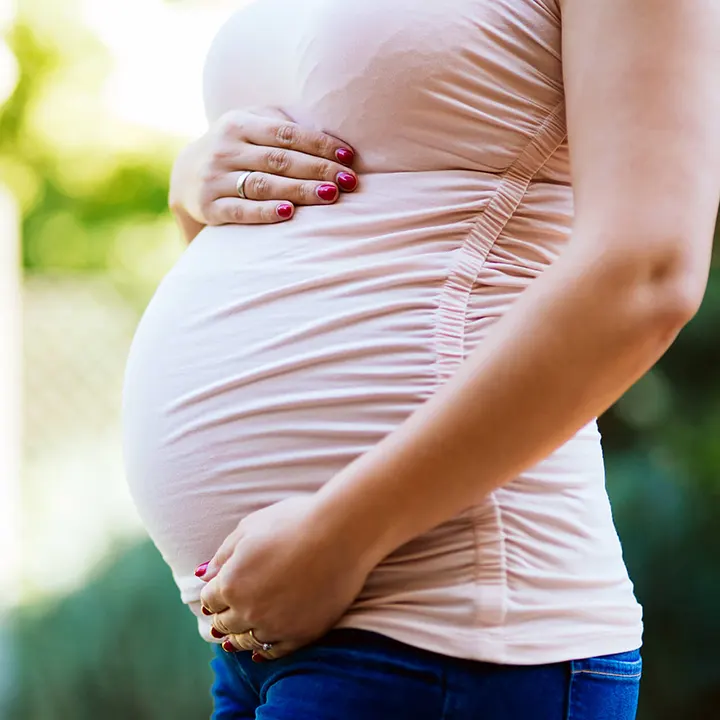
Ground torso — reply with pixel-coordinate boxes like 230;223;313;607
122;0;643;664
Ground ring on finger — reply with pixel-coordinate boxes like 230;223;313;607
248;628;275;652
236;170;255;199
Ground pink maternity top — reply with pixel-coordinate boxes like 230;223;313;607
122;0;644;664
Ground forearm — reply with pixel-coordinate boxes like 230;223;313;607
311;239;696;569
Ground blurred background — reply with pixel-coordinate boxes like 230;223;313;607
0;0;718;718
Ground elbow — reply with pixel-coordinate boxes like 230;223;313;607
638;273;707;340
645;246;708;329
645;285;701;344
598;243;709;334
655;272;707;328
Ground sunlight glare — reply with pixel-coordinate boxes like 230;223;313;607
81;0;250;138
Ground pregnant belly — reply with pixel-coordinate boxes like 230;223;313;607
121;229;456;613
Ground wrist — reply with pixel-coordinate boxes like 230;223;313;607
171;203;206;244
169;146;206;244
308;453;411;574
168;157;190;217
307;481;393;576
168;140;203;218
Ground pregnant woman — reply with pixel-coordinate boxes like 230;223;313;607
122;0;720;718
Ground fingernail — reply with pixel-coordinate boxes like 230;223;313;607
316;184;338;202
336;172;357;192
201;605;213;616
194;562;210;578
251;651;266;663
335;147;355;166
210;626;225;639
276;203;294;219
222;641;237;653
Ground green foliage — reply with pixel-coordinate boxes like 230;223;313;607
606;451;720;720
1;17;181;294
6;541;213;720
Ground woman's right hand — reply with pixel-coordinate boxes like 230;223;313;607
169;107;358;241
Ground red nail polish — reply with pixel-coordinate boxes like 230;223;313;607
335;147;355;166
276;203;294;219
201;606;213;616
317;184;338;202
210;626;225;639
195;562;210;578
336;172;357;192
222;641;237;653
252;651;266;663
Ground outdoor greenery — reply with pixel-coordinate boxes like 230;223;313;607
0;13;182;312
9;542;214;720
3;6;719;720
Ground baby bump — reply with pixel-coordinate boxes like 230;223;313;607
121;250;445;600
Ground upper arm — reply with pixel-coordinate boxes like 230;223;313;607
559;0;720;294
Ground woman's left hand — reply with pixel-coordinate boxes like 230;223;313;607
197;494;376;661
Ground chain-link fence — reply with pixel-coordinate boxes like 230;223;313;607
22;272;147;599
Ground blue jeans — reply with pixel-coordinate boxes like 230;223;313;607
210;628;642;720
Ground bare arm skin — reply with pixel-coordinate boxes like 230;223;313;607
305;0;720;568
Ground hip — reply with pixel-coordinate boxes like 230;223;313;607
210;627;642;720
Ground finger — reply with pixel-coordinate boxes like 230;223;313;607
216;637;294;661
226;632;256;653
208;607;252;638
219;638;241;654
199;594;229;618
204;197;295;226
230;171;345;206
194;561;211;579
209;612;251;641
200;573;232;616
197;525;245;585
211;611;288;657
222;112;356;167
239;145;359;189
214;633;272;656
224;632;298;661
248;638;302;662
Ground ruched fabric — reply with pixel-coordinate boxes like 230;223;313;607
122;0;643;665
